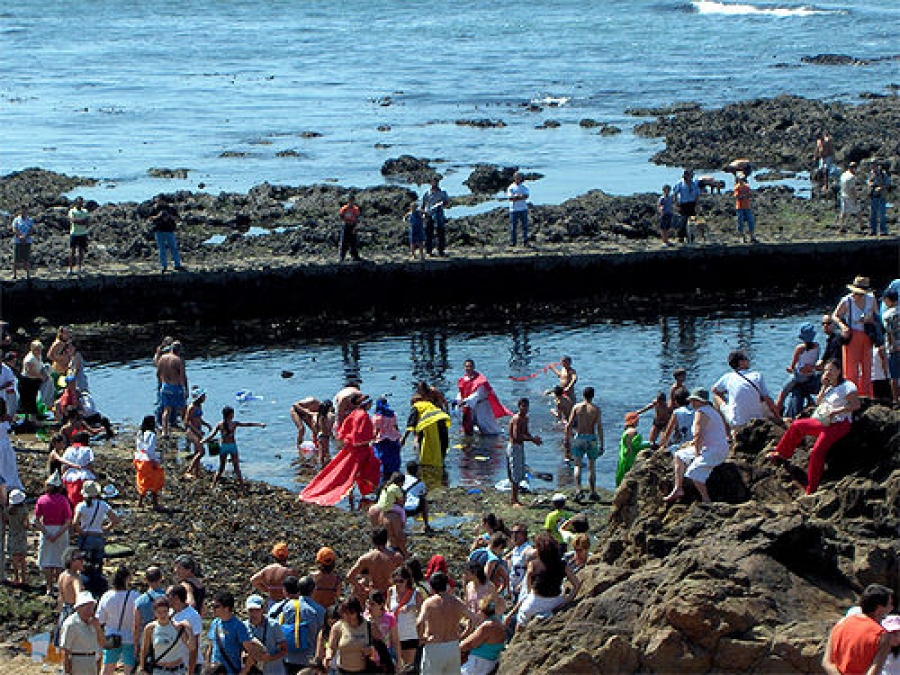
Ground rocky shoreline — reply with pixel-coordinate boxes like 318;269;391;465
0;427;615;660
0;96;897;332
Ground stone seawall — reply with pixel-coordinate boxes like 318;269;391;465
1;239;897;327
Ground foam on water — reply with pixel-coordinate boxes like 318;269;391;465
691;0;835;16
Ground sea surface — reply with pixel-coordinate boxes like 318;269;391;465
87;307;830;496
3;0;898;206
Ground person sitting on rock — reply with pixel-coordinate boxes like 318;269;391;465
765;359;860;495
663;388;730;504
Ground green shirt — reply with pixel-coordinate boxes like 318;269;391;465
616;429;651;485
544;508;572;544
69;207;89;236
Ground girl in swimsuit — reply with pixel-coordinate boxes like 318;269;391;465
183;389;211;479
202;405;265;493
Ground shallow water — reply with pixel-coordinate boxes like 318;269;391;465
3;0;898;204
86;307;827;495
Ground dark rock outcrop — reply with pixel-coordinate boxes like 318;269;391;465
500;407;900;674
633;95;900;173
380;155;438;184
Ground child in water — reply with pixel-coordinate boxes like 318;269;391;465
637;392;671;445
616;411;651;486
203;406;266;492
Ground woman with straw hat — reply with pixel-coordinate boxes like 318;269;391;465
832;275;880;397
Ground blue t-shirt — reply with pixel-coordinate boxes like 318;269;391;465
134;588;166;627
209;615;250;673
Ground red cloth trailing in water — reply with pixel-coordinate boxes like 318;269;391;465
457;372;514;435
300;408;381;506
457;373;514;419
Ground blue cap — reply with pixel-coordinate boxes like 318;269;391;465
798;322;816;342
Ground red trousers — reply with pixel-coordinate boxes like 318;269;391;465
773;418;851;494
843;329;873;397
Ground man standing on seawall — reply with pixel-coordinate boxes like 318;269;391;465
673;169;700;242
148;195;183;273
456;359;513;436
422;177;450;256
338;194;361;262
822;583;895;675
867;163;891;236
68;197;90;275
507;171;530;247
838;163;862;233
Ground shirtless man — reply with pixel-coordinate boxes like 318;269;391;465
549;356;577;400
156;341;188;437
566;387;603;500
56;548;85;644
814;130;835;192
507;398;542;507
333;385;360;427
250;542;298;606
290;397;334;466
346;528;403;602
416;572;478;675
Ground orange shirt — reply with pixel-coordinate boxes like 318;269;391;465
829;614;884;675
734;182;751;210
339;204;360;225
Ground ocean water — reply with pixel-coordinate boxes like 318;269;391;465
3;0;898;206
87;307;827;495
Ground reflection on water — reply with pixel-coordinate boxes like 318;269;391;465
88;309;822;493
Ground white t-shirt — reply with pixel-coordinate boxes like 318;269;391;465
817;380;857;424
97;589;137;640
173;605;204;664
507;182;529;212
402;475;427;511
74;499;112;534
712;370;770;427
135;430;160;462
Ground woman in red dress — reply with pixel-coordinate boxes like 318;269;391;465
299;393;381;506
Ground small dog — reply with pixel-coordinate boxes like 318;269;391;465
686;216;708;244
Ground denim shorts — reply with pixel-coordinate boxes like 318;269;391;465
889;352;900;379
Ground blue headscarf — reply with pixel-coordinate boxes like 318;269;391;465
375;397;394;417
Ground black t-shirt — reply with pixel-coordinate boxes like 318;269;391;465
150;205;178;232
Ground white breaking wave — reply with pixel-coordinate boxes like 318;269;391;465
531;96;571;107
691;0;833;17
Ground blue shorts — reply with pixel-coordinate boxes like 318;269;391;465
220;442;239;457
572;434;601;461
103;642;136;667
160;382;186;409
889;352;900;379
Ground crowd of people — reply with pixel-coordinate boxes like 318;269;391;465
0;270;898;674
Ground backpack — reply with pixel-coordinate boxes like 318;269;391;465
468;548;490;567
278;600;309;654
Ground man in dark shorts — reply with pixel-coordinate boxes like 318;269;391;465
673;169;700;242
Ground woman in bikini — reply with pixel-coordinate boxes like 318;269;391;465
183;388;211;479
